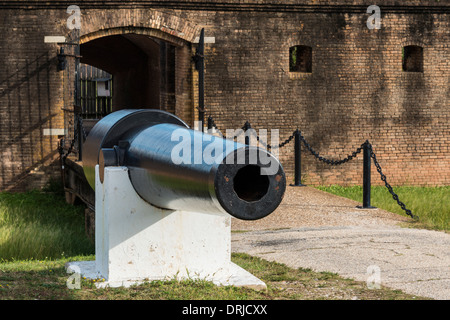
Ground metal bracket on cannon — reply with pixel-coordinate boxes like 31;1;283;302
66;109;286;289
97;140;129;183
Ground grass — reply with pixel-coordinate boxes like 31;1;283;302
0;181;440;300
315;185;449;232
0;184;94;261
0;253;426;300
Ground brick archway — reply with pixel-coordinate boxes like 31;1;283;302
76;9;199;125
79;8;201;45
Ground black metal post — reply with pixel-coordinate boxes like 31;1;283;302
361;141;376;209
291;129;306;187
244;121;250;145
207;116;213;133
73;30;82;161
195;28;205;132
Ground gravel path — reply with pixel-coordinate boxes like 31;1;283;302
231;186;450;300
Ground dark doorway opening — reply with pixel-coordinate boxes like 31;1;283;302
80;33;176;116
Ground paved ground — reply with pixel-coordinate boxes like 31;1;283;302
231;186;450;300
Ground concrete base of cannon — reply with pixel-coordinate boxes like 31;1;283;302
66;166;266;290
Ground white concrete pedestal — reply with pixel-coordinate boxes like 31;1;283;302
67;166;266;290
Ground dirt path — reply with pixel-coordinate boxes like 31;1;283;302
231;186;450;300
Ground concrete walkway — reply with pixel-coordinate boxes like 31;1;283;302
231;187;450;300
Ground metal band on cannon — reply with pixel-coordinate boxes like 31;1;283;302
82;109;286;221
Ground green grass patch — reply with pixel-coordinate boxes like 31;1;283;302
0;190;94;261
0;253;427;300
315;185;449;232
0;186;434;300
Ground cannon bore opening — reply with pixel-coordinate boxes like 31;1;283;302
233;165;270;202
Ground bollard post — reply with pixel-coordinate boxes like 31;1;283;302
207;116;213;133
361;141;376;209
244;121;251;146
291;129;306;187
196;29;205;132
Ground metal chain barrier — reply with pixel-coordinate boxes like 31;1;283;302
208;117;267;140
299;132;365;165
60;126;78;163
207;116;226;138
250;129;296;150
210;117;296;150
206;115;415;219
368;144;416;219
59;116;84;165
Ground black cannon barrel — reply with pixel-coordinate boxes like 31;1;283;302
82;109;286;220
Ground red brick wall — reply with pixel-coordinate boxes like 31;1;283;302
0;9;67;191
188;9;450;186
0;1;448;191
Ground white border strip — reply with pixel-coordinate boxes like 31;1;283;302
44;36;66;43
43;128;66;136
193;36;215;44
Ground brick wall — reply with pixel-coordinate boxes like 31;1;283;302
0;1;448;191
0;8;68;191
183;8;450;186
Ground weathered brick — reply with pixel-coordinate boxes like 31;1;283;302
0;1;448;191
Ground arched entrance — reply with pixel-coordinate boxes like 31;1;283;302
81;33;176;113
79;28;193;123
74;7;201;124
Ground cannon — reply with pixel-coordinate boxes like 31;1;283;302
82;109;286;220
68;109;285;288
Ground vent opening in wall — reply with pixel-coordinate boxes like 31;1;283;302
289;45;312;73
402;45;423;72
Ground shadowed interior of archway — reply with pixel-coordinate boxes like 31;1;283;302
80;33;176;113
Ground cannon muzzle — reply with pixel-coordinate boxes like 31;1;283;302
82;109;286;220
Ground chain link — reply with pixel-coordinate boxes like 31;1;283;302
208;116;415;220
208;116;225;137
209;116;296;149
60;116;84;163
60;128;77;163
368;144;416;219
209;116;245;137
300;133;365;165
251;130;296;150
